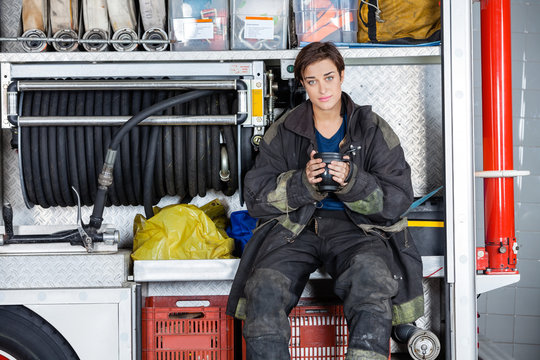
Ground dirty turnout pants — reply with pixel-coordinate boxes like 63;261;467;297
243;211;398;360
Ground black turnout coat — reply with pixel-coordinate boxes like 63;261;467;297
226;93;424;325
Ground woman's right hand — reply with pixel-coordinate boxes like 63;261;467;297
305;150;326;186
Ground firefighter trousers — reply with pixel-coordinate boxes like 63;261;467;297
243;210;398;360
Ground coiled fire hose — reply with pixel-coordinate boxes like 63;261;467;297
138;0;168;51
82;0;109;51
107;0;138;51
21;0;48;52
15;90;242;221
49;0;79;51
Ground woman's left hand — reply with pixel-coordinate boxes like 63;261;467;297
327;155;350;187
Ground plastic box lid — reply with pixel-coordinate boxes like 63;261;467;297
293;0;358;11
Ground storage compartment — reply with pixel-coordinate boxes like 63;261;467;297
142;296;234;360
293;0;358;43
230;0;288;50
168;0;229;51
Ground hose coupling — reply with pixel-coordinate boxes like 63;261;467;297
98;150;117;187
52;29;79;52
21;29;47;52
142;28;168;52
112;28;138;52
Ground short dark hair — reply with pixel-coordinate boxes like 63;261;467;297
293;42;345;82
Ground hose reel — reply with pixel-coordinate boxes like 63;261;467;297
7;79;254;221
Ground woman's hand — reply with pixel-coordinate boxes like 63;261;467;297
328;155;350;187
305;150;326;186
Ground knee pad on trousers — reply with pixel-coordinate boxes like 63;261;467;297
243;268;295;341
335;253;398;318
335;254;398;357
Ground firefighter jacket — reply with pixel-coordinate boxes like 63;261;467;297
226;92;424;325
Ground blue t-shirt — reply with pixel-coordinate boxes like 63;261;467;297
315;114;346;210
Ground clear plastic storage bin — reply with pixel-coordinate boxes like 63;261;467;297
231;0;289;50
293;0;358;43
168;0;229;51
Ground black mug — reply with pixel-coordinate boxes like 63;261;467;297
313;152;350;192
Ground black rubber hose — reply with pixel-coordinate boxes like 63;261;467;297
205;96;213;189
112;91;129;205
220;94;238;196
47;91;66;206
30;91;49;207
211;125;221;191
139;91;152;179
153;91;166;202
38;91;56;206
130;90;142;204
56;91;73;206
120;90;137;205
93;90;105;204
143;126;160;219
102;90;120;206
196;97;207;197
186;100;198;198
66;91;81;206
109;90;212;150
21;91;37;205
84;91;97;203
163;91;175;196
241;126;255;181
91;90;212;228
210;94;221;191
172;97;187;199
75;91;91;206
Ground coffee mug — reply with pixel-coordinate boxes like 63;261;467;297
313;152;350;192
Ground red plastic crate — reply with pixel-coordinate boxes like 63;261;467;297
289;305;349;359
242;304;391;360
143;296;234;360
241;304;348;360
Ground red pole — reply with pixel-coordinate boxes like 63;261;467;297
480;0;518;274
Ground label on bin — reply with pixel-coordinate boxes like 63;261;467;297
244;16;274;40
173;18;214;41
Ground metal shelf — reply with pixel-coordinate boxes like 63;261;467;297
476;274;520;294
133;256;444;282
0;46;441;65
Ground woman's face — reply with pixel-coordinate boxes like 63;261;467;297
301;58;344;114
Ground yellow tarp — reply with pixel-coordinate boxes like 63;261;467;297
131;200;235;260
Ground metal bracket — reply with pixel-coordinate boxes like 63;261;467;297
72;187;93;252
475;170;530;178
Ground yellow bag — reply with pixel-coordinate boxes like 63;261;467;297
358;0;441;44
131;200;235;260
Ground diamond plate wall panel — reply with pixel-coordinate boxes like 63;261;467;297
0;251;130;288
0;0;24;52
342;64;443;197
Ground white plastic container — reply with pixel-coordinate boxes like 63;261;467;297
230;0;288;50
293;0;358;43
169;0;229;51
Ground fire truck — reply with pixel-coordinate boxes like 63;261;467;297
0;0;521;359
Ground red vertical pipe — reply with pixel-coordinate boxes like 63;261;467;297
480;0;518;274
